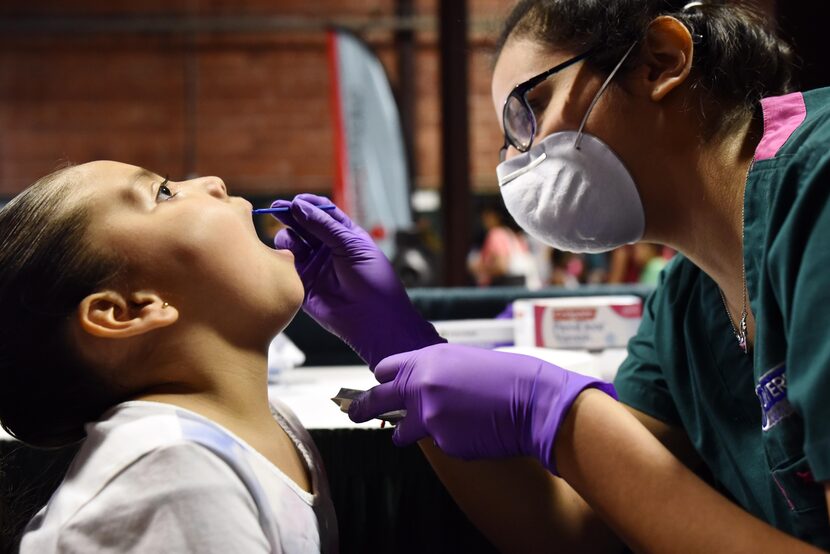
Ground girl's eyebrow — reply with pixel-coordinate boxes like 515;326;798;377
128;168;160;204
131;168;159;187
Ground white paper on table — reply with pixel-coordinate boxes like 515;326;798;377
267;333;306;383
270;367;385;430
494;346;627;381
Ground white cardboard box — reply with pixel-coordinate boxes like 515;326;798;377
431;318;515;348
513;296;643;350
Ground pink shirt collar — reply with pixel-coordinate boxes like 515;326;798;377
755;92;806;161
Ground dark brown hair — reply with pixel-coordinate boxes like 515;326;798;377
0;168;123;448
497;0;795;114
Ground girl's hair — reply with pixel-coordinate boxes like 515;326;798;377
497;0;795;116
0;168;123;448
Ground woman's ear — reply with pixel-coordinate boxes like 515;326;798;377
77;290;178;339
634;16;695;102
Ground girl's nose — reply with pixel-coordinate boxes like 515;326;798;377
200;177;228;199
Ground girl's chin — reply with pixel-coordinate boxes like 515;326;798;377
272;248;295;261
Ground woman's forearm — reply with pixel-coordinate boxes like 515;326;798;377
418;440;623;553
555;390;824;554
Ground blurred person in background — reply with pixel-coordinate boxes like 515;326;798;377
634;243;671;285
468;198;540;287
607;243;671;284
548;249;583;288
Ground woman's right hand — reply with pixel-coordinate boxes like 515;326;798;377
348;343;616;475
270;194;445;371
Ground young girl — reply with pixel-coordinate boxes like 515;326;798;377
0;161;338;552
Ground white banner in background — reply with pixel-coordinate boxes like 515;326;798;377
327;28;412;257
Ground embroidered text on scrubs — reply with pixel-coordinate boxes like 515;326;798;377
755;364;795;431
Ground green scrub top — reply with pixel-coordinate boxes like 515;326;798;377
614;87;830;547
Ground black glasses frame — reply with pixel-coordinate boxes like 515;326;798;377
499;49;594;162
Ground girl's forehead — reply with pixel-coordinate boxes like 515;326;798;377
77;160;146;185
73;161;159;202
50;162;155;225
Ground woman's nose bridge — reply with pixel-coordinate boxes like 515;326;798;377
505;145;521;161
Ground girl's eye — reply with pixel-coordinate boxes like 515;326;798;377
156;178;176;202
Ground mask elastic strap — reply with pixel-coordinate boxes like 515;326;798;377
575;42;638;150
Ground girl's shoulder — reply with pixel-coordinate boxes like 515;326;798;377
22;400;335;553
36;402;252;517
20;403;270;553
21;441;270;553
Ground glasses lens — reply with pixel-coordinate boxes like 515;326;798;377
503;94;534;151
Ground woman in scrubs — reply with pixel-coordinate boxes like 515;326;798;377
274;0;830;551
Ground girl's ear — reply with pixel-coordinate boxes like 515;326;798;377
77;290;178;339
628;16;695;102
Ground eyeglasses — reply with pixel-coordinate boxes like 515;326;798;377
499;50;593;162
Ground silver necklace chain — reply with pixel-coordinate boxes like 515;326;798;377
718;159;754;355
719;266;749;354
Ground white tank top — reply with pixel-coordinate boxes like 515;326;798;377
20;400;338;553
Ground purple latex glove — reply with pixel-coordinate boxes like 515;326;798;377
348;343;617;475
270;194;445;370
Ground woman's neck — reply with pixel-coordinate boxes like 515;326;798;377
646;111;761;296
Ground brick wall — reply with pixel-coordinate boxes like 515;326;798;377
1;1;800;200
0;0;507;198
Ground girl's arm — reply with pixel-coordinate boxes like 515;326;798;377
555;389;824;554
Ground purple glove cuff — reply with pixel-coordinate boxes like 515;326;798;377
335;304;447;371
532;369;617;476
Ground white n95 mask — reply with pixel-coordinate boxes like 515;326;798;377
495;42;645;254
496;131;645;253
